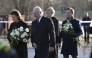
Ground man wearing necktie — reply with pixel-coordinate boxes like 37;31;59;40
31;6;55;58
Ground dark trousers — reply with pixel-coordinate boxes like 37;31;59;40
84;26;90;43
63;54;77;58
34;43;49;58
48;46;58;58
90;51;92;58
13;43;28;58
34;44;58;58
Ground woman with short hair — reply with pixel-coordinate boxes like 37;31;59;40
45;7;59;58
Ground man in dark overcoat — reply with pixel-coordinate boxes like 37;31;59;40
57;7;82;58
31;6;55;58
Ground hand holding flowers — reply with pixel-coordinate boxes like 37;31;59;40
10;26;29;46
61;20;81;46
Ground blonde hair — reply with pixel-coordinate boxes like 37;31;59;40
45;7;55;16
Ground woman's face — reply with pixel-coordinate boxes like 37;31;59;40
46;12;52;18
11;14;19;22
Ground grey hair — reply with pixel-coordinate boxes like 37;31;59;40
33;6;43;16
84;12;89;16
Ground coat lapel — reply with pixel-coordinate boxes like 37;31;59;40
33;20;37;34
35;16;44;34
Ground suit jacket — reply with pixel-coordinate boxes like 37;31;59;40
82;16;91;26
58;18;82;55
31;16;55;47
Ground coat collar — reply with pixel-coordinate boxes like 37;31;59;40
34;16;44;34
67;17;74;20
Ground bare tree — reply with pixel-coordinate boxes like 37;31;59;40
0;0;91;20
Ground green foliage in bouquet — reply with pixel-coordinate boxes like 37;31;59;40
61;20;81;46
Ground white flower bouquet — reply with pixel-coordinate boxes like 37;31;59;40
10;26;29;46
61;20;81;46
61;20;73;34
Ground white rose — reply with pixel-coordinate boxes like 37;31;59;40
15;31;20;35
10;32;14;36
21;34;25;38
20;29;23;32
10;31;15;36
14;29;17;32
22;33;25;37
25;28;29;32
23;39;28;43
65;27;68;30
23;32;28;36
18;28;20;31
20;26;24;31
20;26;23;29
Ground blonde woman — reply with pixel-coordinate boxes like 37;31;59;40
45;7;59;58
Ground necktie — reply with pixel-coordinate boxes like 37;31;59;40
37;19;39;28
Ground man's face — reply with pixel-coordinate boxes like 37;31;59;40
85;14;88;17
33;9;41;19
65;10;73;18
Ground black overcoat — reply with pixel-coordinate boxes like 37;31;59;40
58;18;82;56
7;21;29;58
31;16;55;58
